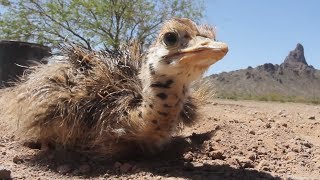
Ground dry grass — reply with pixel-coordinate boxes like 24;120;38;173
191;79;216;105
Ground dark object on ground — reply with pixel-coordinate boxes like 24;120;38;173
0;40;51;87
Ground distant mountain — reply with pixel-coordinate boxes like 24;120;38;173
206;43;320;101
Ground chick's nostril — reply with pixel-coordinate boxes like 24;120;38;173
201;41;209;46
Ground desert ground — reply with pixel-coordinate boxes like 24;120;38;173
1;99;319;179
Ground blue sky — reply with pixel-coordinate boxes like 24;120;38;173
204;0;320;74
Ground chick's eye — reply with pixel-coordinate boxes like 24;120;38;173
163;32;179;46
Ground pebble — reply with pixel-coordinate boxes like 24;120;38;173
232;156;254;168
305;148;311;154
278;110;285;115
285;152;296;161
315;161;320;169
281;114;287;117
257;160;269;171
208;150;225;160
57;164;72;174
247;153;256;161
0;166;11;180
292;147;301;153
282;123;288;128
249;130;256;135
191;162;203;167
312;155;320;163
301;141;312;148
184;152;194;162
257;148;268;155
256;119;264;124
13;156;24;164
265;123;271;128
308;116;316;120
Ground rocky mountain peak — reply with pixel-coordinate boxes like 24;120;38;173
283;43;308;66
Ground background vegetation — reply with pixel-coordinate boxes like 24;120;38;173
0;0;204;50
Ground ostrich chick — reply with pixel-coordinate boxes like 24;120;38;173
2;18;228;156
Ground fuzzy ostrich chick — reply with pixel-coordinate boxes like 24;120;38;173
2;18;228;156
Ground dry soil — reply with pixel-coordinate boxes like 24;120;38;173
1;99;320;179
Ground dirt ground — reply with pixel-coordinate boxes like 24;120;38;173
1;99;319;180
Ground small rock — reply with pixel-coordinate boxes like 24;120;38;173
268;118;275;122
256;119;263;124
13;156;24;164
292;147;301;153
265;123;271;128
103;173;110;178
212;102;218;105
214;137;221;142
301;141;312;148
184;152;193;162
247;153;256;161
308;116;316;120
208;150;225;160
78;164;90;174
57;164;72;174
233;156;254;168
282;123;288;127
257;160;269;171
0;166;11;180
305;148;312;154
315;161;320;169
285;152;296;161
257;148;268;155
119;163;132;173
294;137;301;141
191;162;203;167
278;110;285;115
249;130;256;135
2;152;6;155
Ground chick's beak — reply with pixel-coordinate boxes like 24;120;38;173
179;36;228;67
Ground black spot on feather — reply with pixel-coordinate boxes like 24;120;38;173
158;111;168;117
151;79;174;89
157;93;168;100
182;85;187;95
149;63;155;75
